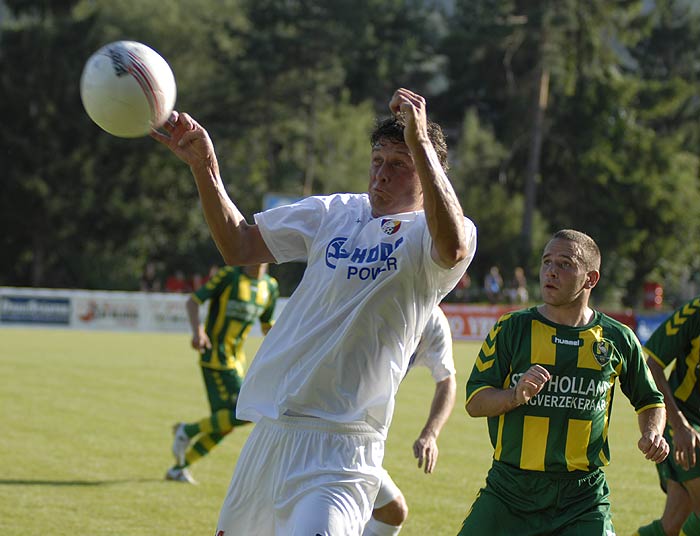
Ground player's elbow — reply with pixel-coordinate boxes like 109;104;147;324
465;392;492;418
435;242;471;269
220;248;240;267
465;399;481;418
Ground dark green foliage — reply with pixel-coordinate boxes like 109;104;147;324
1;0;699;307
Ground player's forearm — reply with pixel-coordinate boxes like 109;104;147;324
189;163;253;266
421;376;456;438
646;358;686;430
638;406;667;438
186;298;201;334
466;387;521;418
412;143;469;268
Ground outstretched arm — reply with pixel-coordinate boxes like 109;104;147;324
413;375;456;474
389;89;470;268
151;112;274;266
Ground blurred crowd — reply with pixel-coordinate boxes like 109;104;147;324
444;265;530;305
139;262;219;294
140;260;532;304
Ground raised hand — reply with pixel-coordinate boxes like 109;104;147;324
388;88;429;151
150;111;219;174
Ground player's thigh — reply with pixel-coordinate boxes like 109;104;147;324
215;423;277;535
681;476;700;511
458;489;523;535
662;480;692;535
556;511;615;536
202;367;243;413
374;469;402;509
278;483;370;536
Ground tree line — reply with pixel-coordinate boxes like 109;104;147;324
1;0;699;307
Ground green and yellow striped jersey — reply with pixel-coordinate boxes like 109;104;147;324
466;307;664;473
644;296;700;425
192;266;279;374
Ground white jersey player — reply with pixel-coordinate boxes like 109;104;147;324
364;305;456;536
152;88;476;536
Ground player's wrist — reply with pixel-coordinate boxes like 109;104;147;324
510;387;522;408
420;428;438;440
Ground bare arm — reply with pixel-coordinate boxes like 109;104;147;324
637;405;670;463
151;112;274;266
186;296;210;352
647;357;696;468
413;375;456;474
467;365;551;418
389;89;470;268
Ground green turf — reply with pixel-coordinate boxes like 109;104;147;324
0;328;665;534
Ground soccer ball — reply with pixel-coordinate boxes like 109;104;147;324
80;41;177;138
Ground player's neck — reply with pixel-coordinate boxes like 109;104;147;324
537;303;594;327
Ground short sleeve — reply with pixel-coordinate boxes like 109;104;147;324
254;197;327;263
423;216;477;296
466;313;513;405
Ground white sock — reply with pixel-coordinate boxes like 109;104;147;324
362;517;402;536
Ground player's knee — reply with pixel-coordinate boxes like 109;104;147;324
373;494;408;526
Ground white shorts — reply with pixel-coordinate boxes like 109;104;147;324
373;469;402;509
215;415;385;536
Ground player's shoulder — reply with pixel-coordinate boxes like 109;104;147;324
594;310;639;345
596;310;633;332
668;296;700;322
650;296;700;340
206;265;235;285
220;265;237;279
497;307;534;327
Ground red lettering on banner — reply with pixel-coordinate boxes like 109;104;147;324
439;304;638;341
440;304;517;341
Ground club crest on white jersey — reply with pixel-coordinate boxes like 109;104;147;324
380;219;402;235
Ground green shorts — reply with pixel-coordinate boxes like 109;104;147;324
458;461;614;536
655;422;700;492
201;367;246;425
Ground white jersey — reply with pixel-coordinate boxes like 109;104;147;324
407;306;455;383
238;193;476;437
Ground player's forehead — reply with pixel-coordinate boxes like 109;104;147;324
371;138;411;157
542;238;583;263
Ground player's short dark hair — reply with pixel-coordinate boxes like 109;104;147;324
552;229;601;271
370;116;449;171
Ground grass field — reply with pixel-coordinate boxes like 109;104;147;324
0;327;665;535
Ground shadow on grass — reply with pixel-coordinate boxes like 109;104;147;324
0;478;162;486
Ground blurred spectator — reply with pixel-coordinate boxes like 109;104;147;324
165;270;192;293
140;262;161;292
483;266;503;304
506;266;529;304
202;264;220;285
191;273;204;291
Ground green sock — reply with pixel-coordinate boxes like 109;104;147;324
636;519;665;536
681;512;700;536
183;422;200;437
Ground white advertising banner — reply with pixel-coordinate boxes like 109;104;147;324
0;287;282;337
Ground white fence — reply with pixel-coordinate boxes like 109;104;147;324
0;286;287;337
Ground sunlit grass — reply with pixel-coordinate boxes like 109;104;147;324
0;329;664;534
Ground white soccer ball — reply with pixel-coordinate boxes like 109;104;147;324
80;40;177;138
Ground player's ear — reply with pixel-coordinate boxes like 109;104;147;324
584;270;600;290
